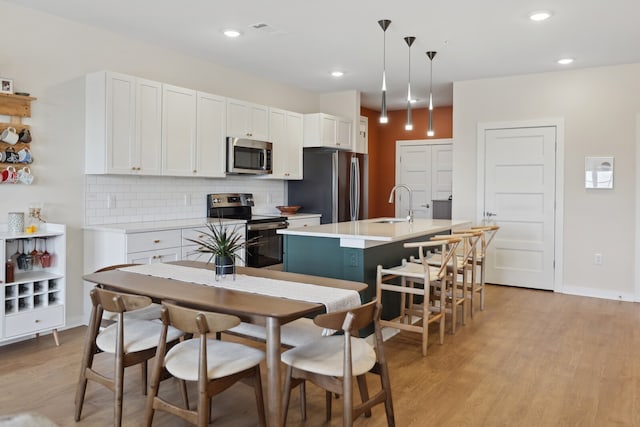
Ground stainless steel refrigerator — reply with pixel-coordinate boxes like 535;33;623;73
288;148;368;224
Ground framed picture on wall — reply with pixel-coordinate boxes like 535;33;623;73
585;156;614;189
0;77;13;94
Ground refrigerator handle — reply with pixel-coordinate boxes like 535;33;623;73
332;152;338;223
350;156;360;221
354;157;360;220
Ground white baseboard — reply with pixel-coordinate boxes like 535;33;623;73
557;284;636;302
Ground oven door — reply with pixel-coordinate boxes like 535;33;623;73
245;220;287;268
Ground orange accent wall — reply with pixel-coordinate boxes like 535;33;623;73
362;106;453;218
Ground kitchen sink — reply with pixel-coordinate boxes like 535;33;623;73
373;218;409;224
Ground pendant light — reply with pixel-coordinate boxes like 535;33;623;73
378;19;391;124
426;51;437;137
404;36;416;131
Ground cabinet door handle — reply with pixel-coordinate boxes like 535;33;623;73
154;239;160;243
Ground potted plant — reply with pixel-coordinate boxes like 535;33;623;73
185;221;258;278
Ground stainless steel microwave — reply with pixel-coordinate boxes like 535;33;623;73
226;137;273;175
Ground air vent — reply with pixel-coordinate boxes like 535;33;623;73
249;22;284;35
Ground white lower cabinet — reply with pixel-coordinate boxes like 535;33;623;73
1;224;66;344
286;216;321;229
83;221;246;323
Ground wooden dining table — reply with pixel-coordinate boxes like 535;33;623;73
82;260;367;427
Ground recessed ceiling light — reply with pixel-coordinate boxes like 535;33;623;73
529;10;552;21
331;71;344;77
557;58;574;65
223;29;242;38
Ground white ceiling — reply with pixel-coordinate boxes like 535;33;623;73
10;0;640;110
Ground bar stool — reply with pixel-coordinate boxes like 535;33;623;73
428;230;482;327
376;237;461;356
469;225;500;314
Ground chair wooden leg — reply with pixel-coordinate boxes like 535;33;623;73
325;390;332;422
252;367;266;427
114;358;125;427
449;275;457;335
377;358;396;427
281;365;294;426
141;361;148;395
75;311;100;422
357;374;372;417
422;304;429;356
480;262;486;311
52;329;60;346
300;381;307;421
179;379;189;409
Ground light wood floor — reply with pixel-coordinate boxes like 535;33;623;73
2;285;640;426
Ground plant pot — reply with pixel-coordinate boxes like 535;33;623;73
214;255;235;279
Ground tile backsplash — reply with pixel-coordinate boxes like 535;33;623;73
84;175;286;225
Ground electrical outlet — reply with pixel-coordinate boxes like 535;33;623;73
107;194;115;209
183;193;190;207
594;253;602;265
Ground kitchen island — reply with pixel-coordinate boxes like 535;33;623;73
278;218;470;318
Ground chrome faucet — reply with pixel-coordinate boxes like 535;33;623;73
388;184;414;222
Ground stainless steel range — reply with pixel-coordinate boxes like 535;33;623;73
206;193;288;268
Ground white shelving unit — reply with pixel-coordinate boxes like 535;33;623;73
1;223;66;346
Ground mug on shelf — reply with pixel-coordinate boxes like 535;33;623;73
1;166;17;183
18;128;32;143
18;167;33;185
0;127;19;145
18;147;32;163
3;148;18;163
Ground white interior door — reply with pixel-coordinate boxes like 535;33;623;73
397;144;432;219
483;126;556;290
431;145;453;200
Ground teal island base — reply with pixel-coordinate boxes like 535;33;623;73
282;233;444;321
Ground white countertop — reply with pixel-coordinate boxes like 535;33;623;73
83;218;246;234
278;213;321;220
83;213;321;234
278;217;471;249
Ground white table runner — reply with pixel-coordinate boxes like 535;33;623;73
119;263;361;315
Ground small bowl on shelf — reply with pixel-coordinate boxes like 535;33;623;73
276;205;301;215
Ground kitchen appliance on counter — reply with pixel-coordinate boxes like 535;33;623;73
206;193;287;268
226;137;273;175
288;148;368;224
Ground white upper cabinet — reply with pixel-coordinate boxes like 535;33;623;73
161;84;197;176
195;92;227;177
86;71;162;174
162;88;227;177
303;113;353;150
269;108;303;180
227;98;269;140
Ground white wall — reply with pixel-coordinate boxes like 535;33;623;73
0;1;321;326
453;63;640;299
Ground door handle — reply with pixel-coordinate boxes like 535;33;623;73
420;203;430;208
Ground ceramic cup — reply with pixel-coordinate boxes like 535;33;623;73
18;128;31;143
0;151;5;162
18;147;32;163
1;166;17;183
3;149;18;163
18;166;33;185
0;127;19;145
